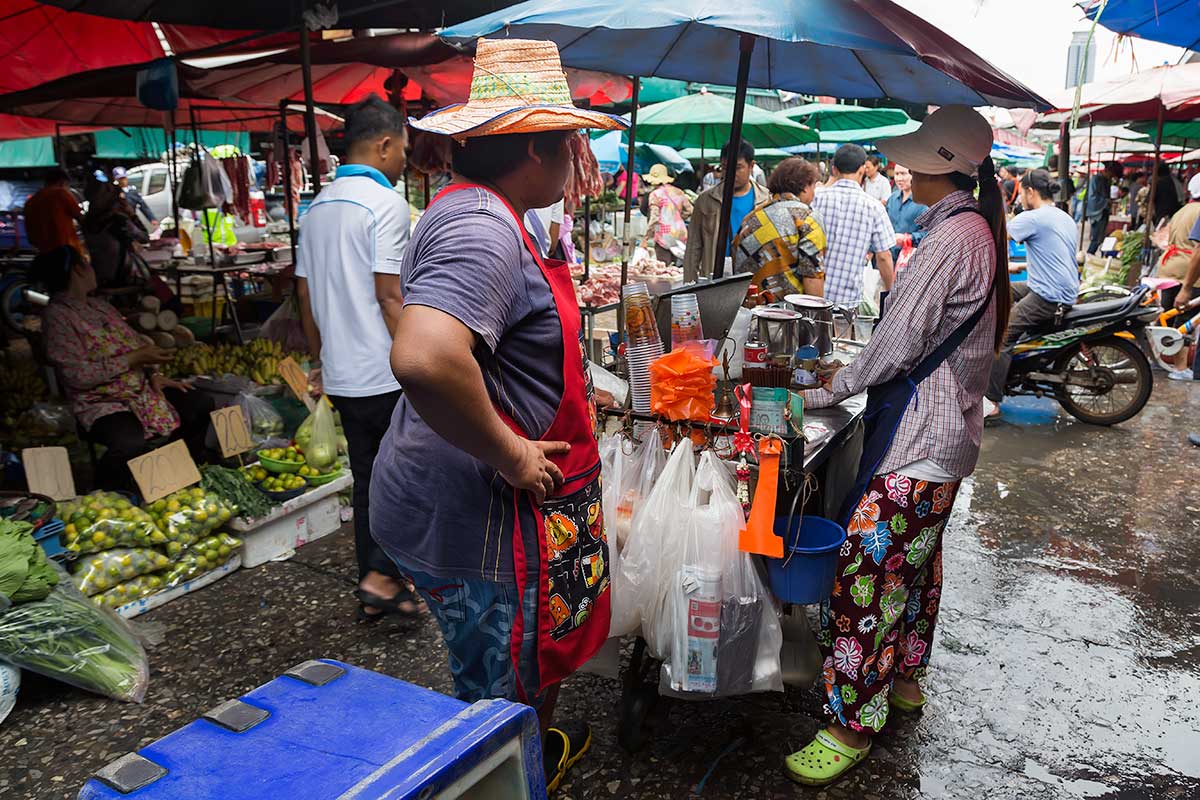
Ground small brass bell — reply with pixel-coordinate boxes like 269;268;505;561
712;384;737;421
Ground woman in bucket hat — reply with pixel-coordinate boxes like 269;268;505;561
369;38;625;793
641;163;693;264
787;105;1012;786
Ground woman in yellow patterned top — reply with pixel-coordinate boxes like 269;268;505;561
732;157;827;300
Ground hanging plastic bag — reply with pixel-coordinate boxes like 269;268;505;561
602;433;662;638
622;440;695;659
661;451;783;696
177;154;229;211
0;564;149;702
238;391;285;444
301;399;338;469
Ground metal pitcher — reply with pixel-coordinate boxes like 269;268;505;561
750;306;802;364
784;294;837;357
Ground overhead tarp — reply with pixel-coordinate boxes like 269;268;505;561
1131;120;1200;146
0;114;101;142
0;1;301;94
590;130;692;173
35;0;521;31
1044;62;1200;123
1079;0;1200;51
0;136;55;167
94;127;248;159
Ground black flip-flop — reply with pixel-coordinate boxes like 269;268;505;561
354;587;422;622
543;720;592;793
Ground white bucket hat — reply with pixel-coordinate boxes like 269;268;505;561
878;105;994;177
1189;172;1200;200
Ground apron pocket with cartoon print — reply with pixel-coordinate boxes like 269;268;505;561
542;468;609;642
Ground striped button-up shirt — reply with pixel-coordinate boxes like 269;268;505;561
804;190;997;478
811;179;896;306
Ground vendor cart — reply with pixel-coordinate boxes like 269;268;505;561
605;395;865;752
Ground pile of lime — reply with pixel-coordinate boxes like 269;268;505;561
145;488;235;558
297;463;338;478
259;446;304;465
258;473;306;494
59;492;167;555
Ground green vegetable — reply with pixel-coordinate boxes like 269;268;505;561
0;518;59;605
0;565;148;701
200;465;274;520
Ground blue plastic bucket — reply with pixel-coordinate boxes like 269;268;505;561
765;516;847;605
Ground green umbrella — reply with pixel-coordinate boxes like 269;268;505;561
633;91;817;152
678;146;792;162
1131;120;1200;147
816;119;922;143
781;102;911;132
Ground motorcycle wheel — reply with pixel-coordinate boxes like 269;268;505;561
1053;335;1152;426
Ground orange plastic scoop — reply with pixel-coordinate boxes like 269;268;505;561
739;438;784;557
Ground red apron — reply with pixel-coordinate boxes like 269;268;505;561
431;183;611;699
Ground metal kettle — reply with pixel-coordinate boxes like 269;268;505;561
784;294;836;357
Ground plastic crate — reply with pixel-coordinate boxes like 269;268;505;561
77;659;545;800
33;518;68;562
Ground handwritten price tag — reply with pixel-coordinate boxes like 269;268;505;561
210;404;254;458
277;357;314;410
127;440;201;503
22;447;76;500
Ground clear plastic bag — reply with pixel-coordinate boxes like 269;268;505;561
59;492;167;556
660;452;783;697
144;488;235;558
621;440;696;659
302;399;338;469
605;433;667;638
162;533;241;587
71;548;172;597
238;391;285;444
0;563;148;702
92;574;165;610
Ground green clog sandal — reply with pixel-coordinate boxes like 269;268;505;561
784;729;871;786
888;690;926;714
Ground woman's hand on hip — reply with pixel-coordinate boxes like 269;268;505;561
499;438;570;505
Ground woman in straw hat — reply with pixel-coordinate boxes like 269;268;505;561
369;38;626;793
640;163;693;264
788;105;1012;786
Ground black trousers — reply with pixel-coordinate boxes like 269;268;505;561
1087;212;1109;255
88;387;215;493
986;282;1067;402
328;391;403;582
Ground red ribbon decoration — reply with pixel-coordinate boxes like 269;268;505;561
733;382;755;456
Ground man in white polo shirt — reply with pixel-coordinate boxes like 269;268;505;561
295;95;416;622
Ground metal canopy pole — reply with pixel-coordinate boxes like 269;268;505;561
617;75;641;342
279;100;298;269
298;6;321;193
712;33;757;280
1079;117;1094;252
1140;100;1166;281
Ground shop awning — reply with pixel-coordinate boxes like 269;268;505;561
93;127;249;159
0;136;56;167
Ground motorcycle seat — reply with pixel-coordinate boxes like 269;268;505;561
1061;296;1131;323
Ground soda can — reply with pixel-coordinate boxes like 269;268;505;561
744;340;769;365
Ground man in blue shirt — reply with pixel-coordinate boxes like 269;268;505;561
1086;162;1122;255
885;164;928;262
682;139;768;281
986;169;1080;417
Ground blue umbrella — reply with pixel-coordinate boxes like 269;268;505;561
1081;0;1200;51
442;0;1048;280
591;130;693;174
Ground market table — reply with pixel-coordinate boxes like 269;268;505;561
228;471;352;567
149;260;290;342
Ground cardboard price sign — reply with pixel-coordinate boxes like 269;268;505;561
127;440;202;503
277;357;315;410
210;404;255;458
22;447;76;501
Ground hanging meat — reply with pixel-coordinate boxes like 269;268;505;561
564;131;603;214
220;156;251;223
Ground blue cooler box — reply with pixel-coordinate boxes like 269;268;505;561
78;659;546;800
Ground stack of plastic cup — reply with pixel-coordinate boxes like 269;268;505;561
670;293;703;350
623;282;663;427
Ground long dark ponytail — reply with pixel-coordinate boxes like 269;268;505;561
950;155;1010;352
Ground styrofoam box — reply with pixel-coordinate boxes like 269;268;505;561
230;473;352;567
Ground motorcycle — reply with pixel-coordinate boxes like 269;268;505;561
1001;284;1160;425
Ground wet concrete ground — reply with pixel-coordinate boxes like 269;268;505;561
1;376;1199;799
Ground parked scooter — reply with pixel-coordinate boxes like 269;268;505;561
999;284;1160;425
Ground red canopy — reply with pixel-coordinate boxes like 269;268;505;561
0;0;297;94
0;113;99;141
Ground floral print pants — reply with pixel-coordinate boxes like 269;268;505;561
816;472;960;734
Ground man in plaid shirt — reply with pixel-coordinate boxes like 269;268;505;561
812;144;896;308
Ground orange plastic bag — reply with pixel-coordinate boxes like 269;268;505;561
649;343;718;422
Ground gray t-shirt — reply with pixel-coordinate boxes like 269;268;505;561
370;186;564;583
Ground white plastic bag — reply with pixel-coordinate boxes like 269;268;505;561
604;433;667;638
661;451;783;696
0;661;17;725
622;441;695;659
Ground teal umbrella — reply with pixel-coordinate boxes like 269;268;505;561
634;91;817;152
781;102;910;131
816;119;922;143
679;146;791;162
1131;120;1200;147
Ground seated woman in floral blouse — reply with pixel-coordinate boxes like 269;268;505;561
37;247;213;491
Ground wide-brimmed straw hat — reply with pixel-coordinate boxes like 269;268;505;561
409;38;628;140
644;164;675;185
878;105;993;177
